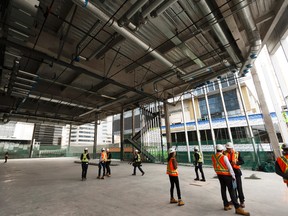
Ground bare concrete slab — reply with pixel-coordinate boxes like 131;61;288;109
1;158;287;216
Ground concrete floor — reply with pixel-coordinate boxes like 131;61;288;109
0;158;287;216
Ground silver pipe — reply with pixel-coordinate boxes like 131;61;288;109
14;82;33;89
73;0;186;75
151;0;178;17
194;0;241;66
18;70;38;78
231;0;262;76
181;95;191;162
16;76;37;84
127;0;149;19
141;0;164;18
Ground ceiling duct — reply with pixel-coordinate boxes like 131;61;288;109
193;0;241;67
231;0;262;76
72;0;186;75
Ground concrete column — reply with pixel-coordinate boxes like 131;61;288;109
203;86;216;151
157;101;164;162
191;92;204;162
250;67;282;158
93;114;98;159
181;95;191;162
132;109;135;137
235;73;260;165
164;101;172;150
29;123;36;158
67;124;72;155
120;108;124;160
218;79;233;143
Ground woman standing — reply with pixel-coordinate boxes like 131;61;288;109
166;148;184;206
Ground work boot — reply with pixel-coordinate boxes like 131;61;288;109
200;179;206;182
170;198;177;204
132;173;136;175
97;176;100;179
194;178;199;181
101;176;105;179
178;200;184;206
235;207;250;216
224;205;232;211
142;172;145;176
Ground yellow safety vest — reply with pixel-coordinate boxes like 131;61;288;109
195;152;203;163
82;153;89;163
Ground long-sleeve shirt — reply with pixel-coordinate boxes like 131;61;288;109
223;155;235;179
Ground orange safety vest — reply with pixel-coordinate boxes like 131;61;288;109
212;153;231;176
277;155;288;184
166;157;178;176
101;152;107;162
224;150;241;169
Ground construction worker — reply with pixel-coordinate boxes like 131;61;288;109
193;146;206;181
97;148;107;179
80;148;90;181
167;147;184;206
131;149;145;176
224;142;245;207
275;143;288;187
212;144;250;215
106;148;112;177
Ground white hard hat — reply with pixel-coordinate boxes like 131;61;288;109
101;148;105;151
225;142;233;149
216;144;224;151
84;147;88;151
168;148;176;154
282;143;288;150
194;146;199;151
106;148;109;151
135;149;139;152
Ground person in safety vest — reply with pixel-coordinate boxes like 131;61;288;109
106;148;112;177
193;146;206;182
80;148;90;181
97;148;107;179
224;142;245;208
131;149;145;176
166;147;184;206
212;144;250;216
275;143;288;188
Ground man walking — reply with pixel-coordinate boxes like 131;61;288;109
131;149;145;176
193;146;206;181
212;144;250;215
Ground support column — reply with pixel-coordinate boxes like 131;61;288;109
157;101;164;162
203;86;216;152
120;108;124;161
67;123;72;155
218;78;233;143
93;114;98;159
181;95;191;163
132;109;135;137
250;66;282;158
235;73;261;165
191;92;204;163
164;101;172;150
29;123;36;158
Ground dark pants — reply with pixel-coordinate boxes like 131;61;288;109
81;162;88;179
235;174;245;203
106;161;111;175
133;163;144;175
98;162;106;177
217;175;240;208
169;175;181;200
195;162;205;180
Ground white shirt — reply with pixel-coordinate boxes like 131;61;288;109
223;155;235;179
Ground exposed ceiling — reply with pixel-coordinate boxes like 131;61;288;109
0;0;287;125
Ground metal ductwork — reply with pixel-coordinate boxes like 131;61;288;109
231;0;262;76
194;0;241;67
72;0;186;75
150;0;178;18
